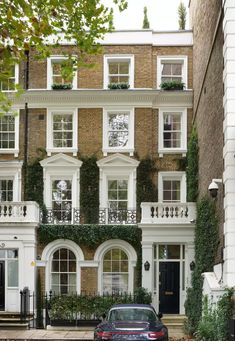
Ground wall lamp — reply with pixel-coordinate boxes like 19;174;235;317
190;261;195;271
144;261;150;271
208;178;222;198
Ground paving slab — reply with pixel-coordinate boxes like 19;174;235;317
0;329;94;340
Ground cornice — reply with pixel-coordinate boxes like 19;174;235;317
10;89;193;109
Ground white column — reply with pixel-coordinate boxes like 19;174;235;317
141;241;153;291
223;0;235;286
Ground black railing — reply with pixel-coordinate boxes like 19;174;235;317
20;289;148;329
20;287;36;328
40;208;137;225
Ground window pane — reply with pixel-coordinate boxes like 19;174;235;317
109;63;119;74
51;274;59;285
159;245;180;259
52;260;59;272
8;260;18;287
0;115;15;149
119;63;129;74
172;64;182;75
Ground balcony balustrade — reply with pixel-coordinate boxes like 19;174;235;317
0;202;39;223
40;208;137;225
0;202;196;225
140;202;196;224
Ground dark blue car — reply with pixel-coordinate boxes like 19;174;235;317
94;303;168;341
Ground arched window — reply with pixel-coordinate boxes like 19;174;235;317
103;248;129;294
51;248;76;294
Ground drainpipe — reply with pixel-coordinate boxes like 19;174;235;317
23;50;29;201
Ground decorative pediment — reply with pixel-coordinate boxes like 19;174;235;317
97;153;139;169
40;153;82;168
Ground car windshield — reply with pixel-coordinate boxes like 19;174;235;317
109;308;157;322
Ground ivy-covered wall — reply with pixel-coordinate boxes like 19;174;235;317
80;156;99;223
38;224;142;286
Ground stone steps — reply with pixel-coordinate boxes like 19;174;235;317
0;312;31;330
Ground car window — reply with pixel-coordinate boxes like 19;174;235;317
109;308;157;322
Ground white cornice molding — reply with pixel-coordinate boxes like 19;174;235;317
10;89;193;109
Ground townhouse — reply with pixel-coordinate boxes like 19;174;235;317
0;29;195;316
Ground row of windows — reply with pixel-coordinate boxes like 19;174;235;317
1;55;188;91
1;108;187;157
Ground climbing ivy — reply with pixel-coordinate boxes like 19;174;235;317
185;197;219;335
24;159;44;206
136;157;157;218
38;224;142;286
186;127;199;202
80;156;99;224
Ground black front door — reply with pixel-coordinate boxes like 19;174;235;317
0;261;5;310
159;262;180;314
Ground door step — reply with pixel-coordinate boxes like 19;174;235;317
0;312;31;330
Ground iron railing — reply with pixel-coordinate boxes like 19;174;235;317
40;208;137;225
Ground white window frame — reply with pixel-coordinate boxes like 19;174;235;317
94;239;137;294
97;154;139;211
158;107;187;156
158;172;186;203
157;56;188;89
103;107;135;156
0;161;22;202
41;239;85;294
40;153;82;216
47;56;77;90
103;55;134;89
0;111;19;157
0;65;19;92
46;108;78;156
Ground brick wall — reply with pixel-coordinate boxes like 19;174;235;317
190;0;224;263
25;44;192;90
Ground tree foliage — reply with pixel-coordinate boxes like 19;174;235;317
186;127;199;202
178;1;186;30
0;0;127;110
142;6;150;29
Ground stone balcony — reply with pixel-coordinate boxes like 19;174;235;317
140;202;196;224
0;202;40;224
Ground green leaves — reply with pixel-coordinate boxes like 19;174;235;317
185;197;219;335
0;0;128;111
186;127;199;202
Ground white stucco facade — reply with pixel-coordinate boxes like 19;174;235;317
223;0;235;287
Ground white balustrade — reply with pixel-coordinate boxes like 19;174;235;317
0;202;40;223
140;202;196;224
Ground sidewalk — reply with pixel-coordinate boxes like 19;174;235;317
0;329;94;340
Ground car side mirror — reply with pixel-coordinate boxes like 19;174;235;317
157;312;163;319
102;313;106;320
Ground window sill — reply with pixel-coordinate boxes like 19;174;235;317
0;149;19;157
103;148;134;156
158;149;187;158
47;148;78;156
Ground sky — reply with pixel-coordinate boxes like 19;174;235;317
102;0;190;31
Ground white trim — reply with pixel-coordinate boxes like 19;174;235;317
47;56;77;90
97;154;139;209
40;153;82;210
103;55;134;89
157;56;188;89
46;108;78;156
94;239;137;294
41;239;84;293
102;107;135;156
0;111;19;157
158;107;187;155
158;171;187;203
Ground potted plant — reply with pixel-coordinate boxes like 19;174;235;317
108;83;130;90
160;80;185;90
51;83;73;90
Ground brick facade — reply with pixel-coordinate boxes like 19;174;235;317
190;0;224;263
0;33;194;308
